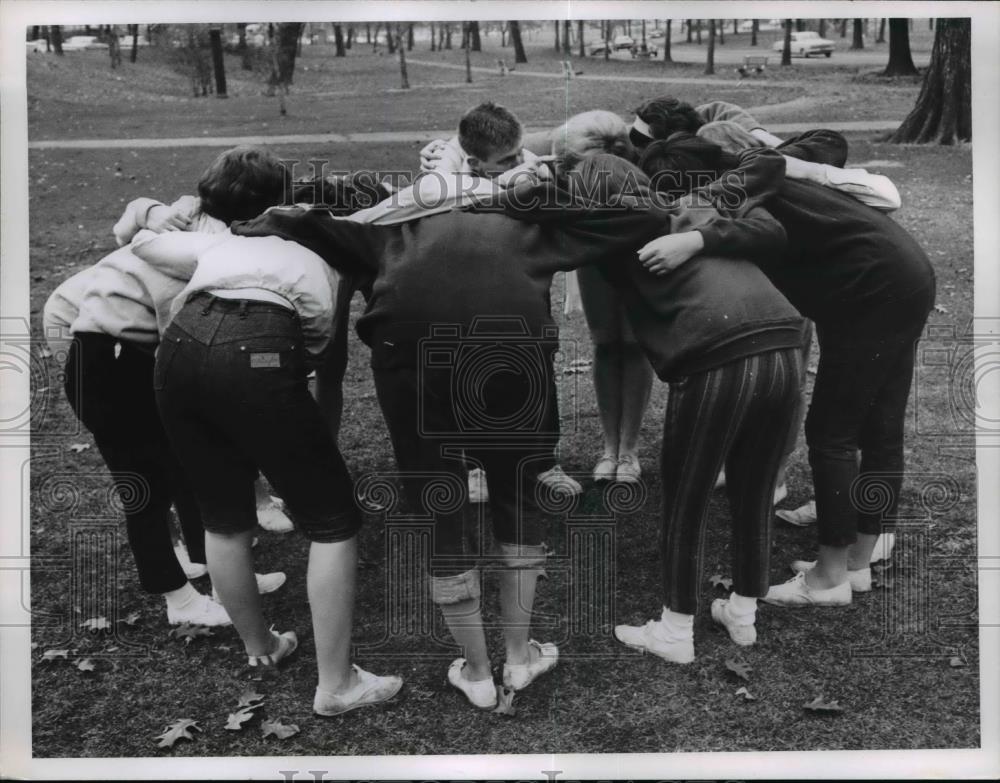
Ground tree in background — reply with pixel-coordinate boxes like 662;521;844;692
445;23;453;49
877;18;887;43
705;18;716;74
696;19;702;44
663;20;673;61
464;23;473;82
346;25;354;48
509;20;528;63
128;24;139;63
686;19;692;43
333;24;346;57
851;18;864;49
554;20;560;51
578;20;585;57
883;18;918;76
470;21;481;51
818;19;827;38
563;20;572;56
208;26;227;97
890;18;970;144
397;24;410;88
268;22;305;114
718;19;724;45
430;22;436;51
781;20;792;65
751;19;758;46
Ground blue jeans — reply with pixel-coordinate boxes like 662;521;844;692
155;294;362;542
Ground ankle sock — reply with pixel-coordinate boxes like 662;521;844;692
659;607;695;640
727;592;758;621
164;582;198;610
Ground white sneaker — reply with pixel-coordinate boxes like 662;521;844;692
613;619;694;664
212;571;287;602
538;465;583;496
447;658;497;709
593;455;618;482
468;468;489;503
710;598;757;646
257;499;294;533
775;499;817;527
773;483;788;506
789;560;872;592
615;454;641;484
763;571;852;607
167;593;232;626
870;532;896;564
502;640;558;691
313;664;403;716
173;542;208;580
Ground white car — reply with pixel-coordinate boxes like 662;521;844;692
773;30;835;58
612;34;635;50
61;35;109;51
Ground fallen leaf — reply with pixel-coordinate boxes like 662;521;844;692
735;686;757;701
120;610;142;626
803;695;845;713
261;717;299;739
224;706;258;731
949;655;966;668
725;658;752;682
236;685;265;709
80;616;110;632
492;686;517;716
169;623;213;644
75;658;96;672
68;442;91;453
709;574;733;590
154;718;201;748
41;649;70;662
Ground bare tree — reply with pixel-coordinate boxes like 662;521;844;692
268;22;305;114
890;19;970;143
686;19;693;43
397;24;410;88
554;20;560;51
563;20;571;55
818;19;827;38
470;21;481;51
430;22;436;51
663;19;673;62
445;22;453;49
578;20;585;57
781;19;792;65
407;23;414;50
696;19;702;44
883;18;918;76
705;18;716;74
877;18;887;43
333;24;346;57
129;24;139;63
346;25;354;48
464;23;473;82
509;20;528;63
751;19;758;46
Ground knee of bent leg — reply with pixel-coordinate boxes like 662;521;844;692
429;568;481;605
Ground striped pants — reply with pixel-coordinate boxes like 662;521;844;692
660;347;802;614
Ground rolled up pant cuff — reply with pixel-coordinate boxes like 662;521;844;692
494;540;547;568
429;568;481;605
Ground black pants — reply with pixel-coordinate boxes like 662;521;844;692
64;332;205;594
372;341;560;575
806;285;935;547
155;295;362;542
661;348;803;614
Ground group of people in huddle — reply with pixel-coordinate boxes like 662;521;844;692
43;95;935;716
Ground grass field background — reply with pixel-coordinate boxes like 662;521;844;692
25;26;978;757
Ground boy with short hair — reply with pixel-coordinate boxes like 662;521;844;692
420;101;540;177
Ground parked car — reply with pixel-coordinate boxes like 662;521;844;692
739;19;784;33
772;30;835;57
612;34;635;50
25;39;48;53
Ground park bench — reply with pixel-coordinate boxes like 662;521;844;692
737;55;769;77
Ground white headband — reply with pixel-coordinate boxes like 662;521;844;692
630;116;654;140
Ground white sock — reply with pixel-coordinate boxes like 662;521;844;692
728;592;758;621
659;607;694;640
164;581;198;610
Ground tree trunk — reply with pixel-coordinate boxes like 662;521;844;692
883;18;918;76
796;19;806;32
346;25;354;48
605;21;611;59
840;19;848;37
464;24;473;82
851;18;864;49
751;19;758;46
818;19;826;38
470;21;481;51
445;23;453;49
130;24;139;63
107;26;121;69
889;19;970;144
366;24;371;44
333;24;346;56
430;22;436;51
578;20;585;57
781;19;792;65
641;19;647;48
719;18;725;45
733;19;739;35
270;22;304;89
554;20;560;50
664;19;673;61
686;19;693;43
509;21;528;63
696;19;702;44
877;18;887;43
209;27;227;97
397;25;410;88
705;19;715;73
563;20;571;55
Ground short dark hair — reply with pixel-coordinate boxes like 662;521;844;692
458;101;523;160
632;97;704;146
197;145;292;225
638;133;734;195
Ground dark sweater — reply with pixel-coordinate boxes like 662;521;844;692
232;156;802;380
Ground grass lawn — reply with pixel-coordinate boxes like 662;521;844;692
23;29;979;758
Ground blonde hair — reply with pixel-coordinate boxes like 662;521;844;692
551;110;633;172
696;120;766;155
